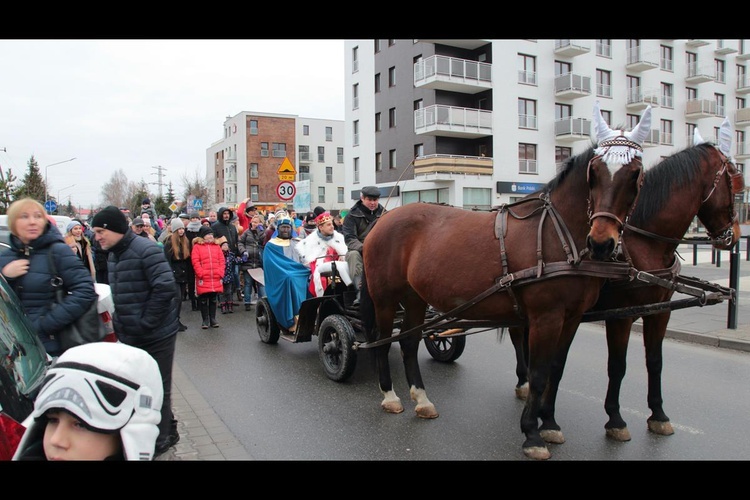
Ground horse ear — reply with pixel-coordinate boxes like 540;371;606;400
693;127;706;146
627;105;652;145
719;116;733;157
592;100;614;143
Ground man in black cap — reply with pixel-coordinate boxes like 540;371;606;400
342;186;386;305
90;205;180;457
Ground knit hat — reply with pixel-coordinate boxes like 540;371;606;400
189;212;200;220
66;220;82;233
13;342;163;461
170;218;184;232
198;225;214;239
91;206;129;234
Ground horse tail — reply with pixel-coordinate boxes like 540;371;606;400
359;267;377;342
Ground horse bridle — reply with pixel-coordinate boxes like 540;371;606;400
702;150;742;246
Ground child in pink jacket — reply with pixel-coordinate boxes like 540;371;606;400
191;225;225;329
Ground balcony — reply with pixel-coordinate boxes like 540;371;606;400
626;87;660;111
554;39;590;57
736;143;750;160
643;129;660;148
554;73;591;99
737;74;750;94
416;39;489;50
298;151;313;164
224;166;237;184
715;41;737;54
555;117;591;143
414;105;493;138
413;154;494;181
685;99;719;119
686;63;715;84
738;52;750;61
686;39;710;47
625;47;659;72
736;107;750;126
414;55;492;94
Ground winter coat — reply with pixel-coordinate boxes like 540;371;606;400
211;207;239;253
191;237;225;295
237;227;264;270
64;234;96;280
163;235;191;284
0;222;97;355
341;200;386;253
106;230;179;346
91;237;110;284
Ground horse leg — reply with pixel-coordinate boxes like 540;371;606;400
400;296;436;418
508;326;530;400
642;313;674;436
603;318;633;441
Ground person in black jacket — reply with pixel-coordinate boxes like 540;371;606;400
237;214;265;310
91;205;180;457
0;198;97;357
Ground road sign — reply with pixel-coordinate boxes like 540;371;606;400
277;157;296;176
278;174;296;181
169;202;178;212
45;200;57;213
276;181;296;201
193;199;203;209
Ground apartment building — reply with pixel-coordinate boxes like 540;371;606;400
344;39;750;218
206;112;345;213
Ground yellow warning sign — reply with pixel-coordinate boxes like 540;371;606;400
278;174;296;181
277;157;296;175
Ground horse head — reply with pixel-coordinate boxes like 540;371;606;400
586;101;650;260
694;117;745;250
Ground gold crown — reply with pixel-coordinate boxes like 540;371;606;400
315;212;333;226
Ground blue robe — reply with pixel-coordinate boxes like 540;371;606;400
262;241;311;329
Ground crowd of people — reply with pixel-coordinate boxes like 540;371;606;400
0;187;386;460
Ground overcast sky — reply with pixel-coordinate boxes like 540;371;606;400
0;39;345;209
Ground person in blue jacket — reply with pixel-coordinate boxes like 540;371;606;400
0;198;97;357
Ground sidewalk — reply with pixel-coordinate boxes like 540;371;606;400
156;243;750;461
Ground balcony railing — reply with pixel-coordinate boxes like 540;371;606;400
643;129;660;147
626;86;660;110
414;154;494;178
626;47;659;72
737;74;750;94
554;39;590;57
518;114;537;130
736;142;749;160
736;107;750;125
554;73;591;99
685;99;719;118
554;117;591;143
686;62;715;84
414;105;493;138
414;55;492;94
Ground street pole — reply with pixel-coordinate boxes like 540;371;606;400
44;157;76;212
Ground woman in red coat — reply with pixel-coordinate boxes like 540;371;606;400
191;225;225;329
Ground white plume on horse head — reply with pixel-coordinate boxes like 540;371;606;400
627;105;652;145
593;102;652;165
593;100;617;143
693;127;706;146
718;116;733;157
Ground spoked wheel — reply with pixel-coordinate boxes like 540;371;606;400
255;297;280;344
424;331;466;362
317;314;357;382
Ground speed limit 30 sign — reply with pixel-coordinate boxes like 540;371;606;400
276;181;296;201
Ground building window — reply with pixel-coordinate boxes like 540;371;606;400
517;53;537;85
318;186;325;203
555;146;572;171
374;39;380;53
687;123;697;145
716;93;726;115
302;124;309;136
660;44;673;71
600;109;611;126
354;157;360;183
299;166;310;181
736;130;745;157
353;120;359;147
375;112;381;132
325;126;333;142
318;146;325;163
250;185;259;202
555;103;572;120
389;149;396;169
326;166;333;183
260;142;269;157
375;73;381;93
738;97;746;110
738;65;747;89
596;69;611;97
518;143;538;174
249;120;258;135
389;107;396;128
337;147;344;163
338;187;344;204
388;66;396;87
414;143;424;158
375;152;382;171
518;98;537;129
715;59;726;83
388;39;395;46
352;45;358;73
272;142;286;158
626;114;639;130
250;163;258;179
596;39;612;58
298;145;309;162
414;99;423;111
660;119;673;146
661;82;674;108
554;60;571;76
687;87;697;101
352;83;359;109
627;75;640;104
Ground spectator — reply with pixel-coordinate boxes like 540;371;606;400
184;212;202;311
163;217;190;332
212;207;241;302
0;198;97;357
238;214;265;310
90;205;180;457
13;342;164;461
217;237;237;314
91;235;110;284
64;220;95;280
236;198;257;234
298;212;352;297
207;210;218;224
342;186;387;305
140;198;157;223
191;225;224;329
131;217;157;244
140;213;161;241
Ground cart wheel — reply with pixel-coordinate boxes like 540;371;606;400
256;297;280;344
318;314;357;382
424;333;466;362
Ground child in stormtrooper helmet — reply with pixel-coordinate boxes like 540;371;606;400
13;342;164;461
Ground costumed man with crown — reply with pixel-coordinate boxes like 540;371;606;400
298;211;353;298
262;213;309;333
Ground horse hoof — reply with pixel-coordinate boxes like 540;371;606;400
514;384;529;400
381;401;404;414
523;446;551;460
605;427;632;442
647;419;674;436
539;429;565;444
415;404;439;419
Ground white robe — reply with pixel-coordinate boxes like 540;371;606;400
298;229;352;296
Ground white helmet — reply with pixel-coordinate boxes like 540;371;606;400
13;342;163;461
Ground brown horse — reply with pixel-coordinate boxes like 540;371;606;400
509;117;744;445
360;103;652;460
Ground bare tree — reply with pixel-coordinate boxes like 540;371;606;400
99;169;131;208
180;168;212;212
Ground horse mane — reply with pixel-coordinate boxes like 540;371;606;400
629;142;716;224
544;144;597;194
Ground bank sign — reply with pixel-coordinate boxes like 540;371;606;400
496;181;546;195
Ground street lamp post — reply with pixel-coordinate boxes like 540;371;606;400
44;157;77;212
57;184;76;214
